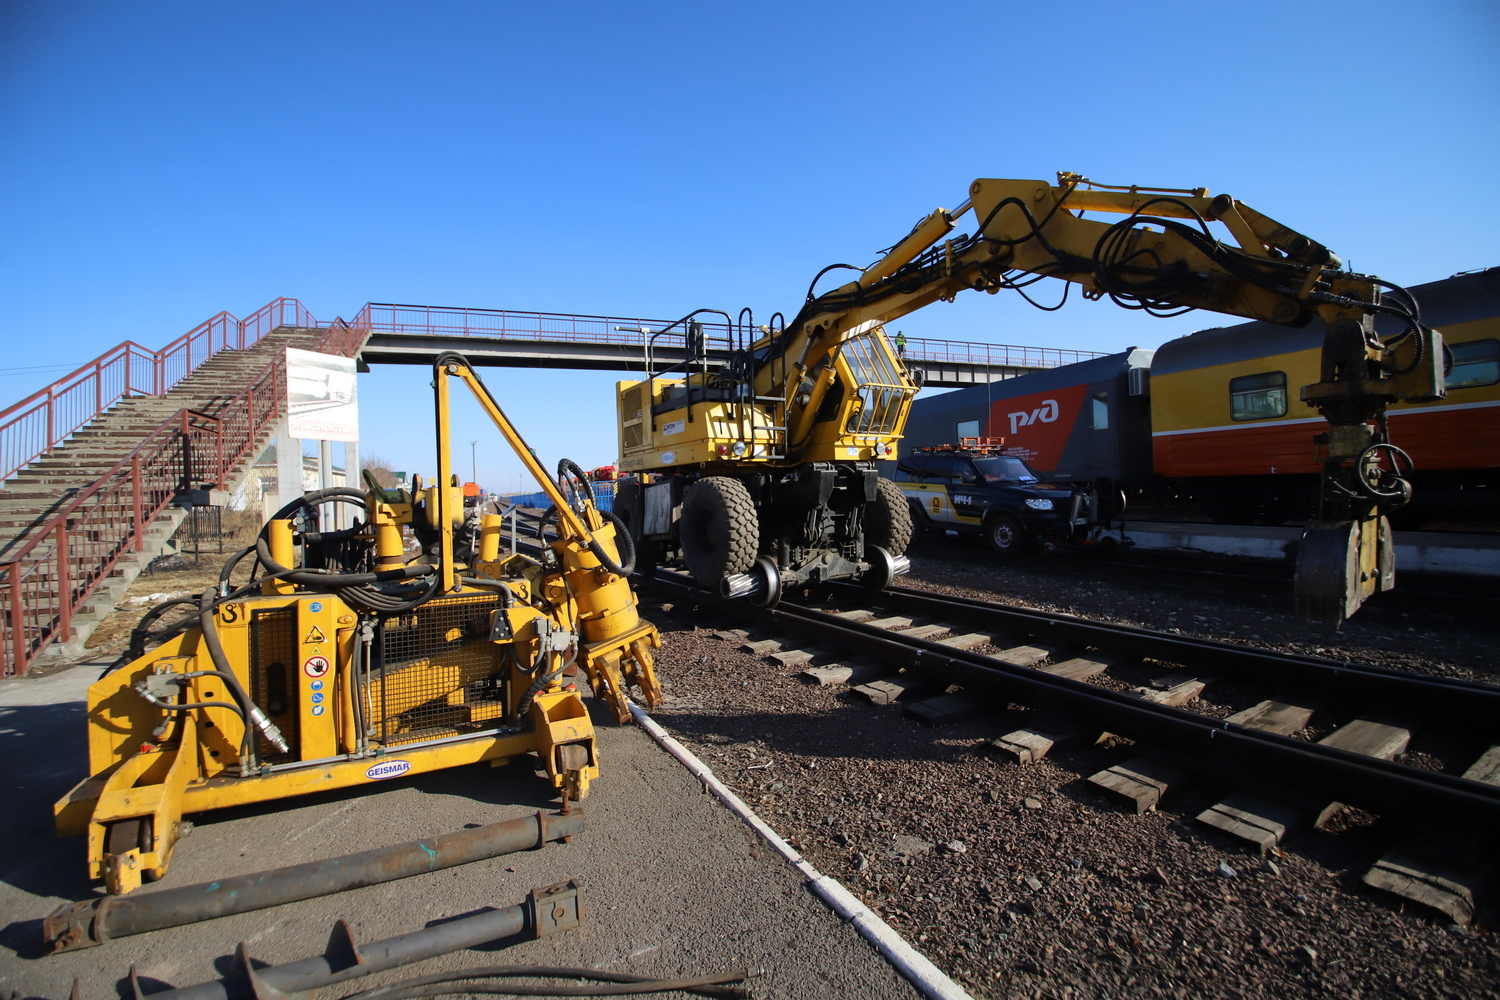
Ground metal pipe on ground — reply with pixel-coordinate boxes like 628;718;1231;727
123;880;582;1000
46;809;584;952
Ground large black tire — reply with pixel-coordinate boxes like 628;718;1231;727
865;478;914;557
985;513;1026;556
681;477;758;588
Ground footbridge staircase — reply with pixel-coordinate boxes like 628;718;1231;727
0;301;367;675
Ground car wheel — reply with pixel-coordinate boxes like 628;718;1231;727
985;514;1025;555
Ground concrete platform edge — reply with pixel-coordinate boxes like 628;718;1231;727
629;703;976;1000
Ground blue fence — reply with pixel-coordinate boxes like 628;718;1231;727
501;480;615;513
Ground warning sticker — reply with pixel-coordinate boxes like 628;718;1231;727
303;655;331;679
304;625;327;645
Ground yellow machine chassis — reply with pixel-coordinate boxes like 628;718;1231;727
55;354;659;895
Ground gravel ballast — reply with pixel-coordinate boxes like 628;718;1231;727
641;542;1500;1000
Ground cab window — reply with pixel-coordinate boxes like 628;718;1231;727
896;458;949;483
1230;371;1287;421
1449;339;1499;388
955;419;981;439
953;460;980;485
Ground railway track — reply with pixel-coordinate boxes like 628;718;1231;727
906;530;1500;617
639;570;1500;925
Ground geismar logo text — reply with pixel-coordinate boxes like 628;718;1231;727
1007;399;1059;434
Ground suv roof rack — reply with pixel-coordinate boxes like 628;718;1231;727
910;436;1008;456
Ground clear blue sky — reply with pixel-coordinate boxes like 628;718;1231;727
3;1;1496;491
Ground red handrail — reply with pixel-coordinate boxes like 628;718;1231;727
0;313;360;676
0;298;319;485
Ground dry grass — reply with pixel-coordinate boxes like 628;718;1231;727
82;510;267;657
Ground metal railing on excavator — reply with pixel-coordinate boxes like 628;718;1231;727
0;301;368;676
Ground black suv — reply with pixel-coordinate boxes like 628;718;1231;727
890;445;1096;553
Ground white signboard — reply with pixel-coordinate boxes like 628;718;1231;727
286;348;359;442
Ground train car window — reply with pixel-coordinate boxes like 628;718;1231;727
1449;339;1499;389
1092;394;1110;430
955;419;981;439
1229;372;1287;421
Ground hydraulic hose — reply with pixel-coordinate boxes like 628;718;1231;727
218;545;258;593
556;459;596;507
587;509;635;577
516;651;577;721
199;587;290;757
254;488;438;615
338;967;753;1000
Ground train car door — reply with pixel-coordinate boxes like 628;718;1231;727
1088;384;1117;474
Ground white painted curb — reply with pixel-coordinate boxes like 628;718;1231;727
630;704;976;1000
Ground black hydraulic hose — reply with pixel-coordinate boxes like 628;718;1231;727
255;491;437;614
256;521;431;588
531;505;633;577
516;652;576;720
556;458;596;507
135;693;244;715
340;967;752;999
43;810;585;951
219;545;257;591
199;587;286;761
534;505;558;542
588;509;635;576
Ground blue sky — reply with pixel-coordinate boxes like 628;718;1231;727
2;1;1496;490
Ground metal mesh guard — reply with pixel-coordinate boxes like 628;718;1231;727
371;593;507;747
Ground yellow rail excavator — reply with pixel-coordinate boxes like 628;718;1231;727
56;353;661;894
614;172;1446;624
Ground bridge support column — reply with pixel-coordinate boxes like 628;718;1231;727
271;422;304;520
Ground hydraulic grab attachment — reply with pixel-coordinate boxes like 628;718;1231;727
617;171;1444;626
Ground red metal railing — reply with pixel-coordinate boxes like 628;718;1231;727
0;298;316;485
354;302;1104;369
0;312;361;676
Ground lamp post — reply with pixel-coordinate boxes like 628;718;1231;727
470;440;477;485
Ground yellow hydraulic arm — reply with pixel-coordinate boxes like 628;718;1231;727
435;354;662;721
763;172;1446;623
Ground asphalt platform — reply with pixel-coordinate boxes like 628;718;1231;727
0;661;921;1000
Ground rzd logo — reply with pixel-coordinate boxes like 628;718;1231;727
1008;398;1059;435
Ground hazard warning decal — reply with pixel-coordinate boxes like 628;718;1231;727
303;655;331;679
304;625;326;645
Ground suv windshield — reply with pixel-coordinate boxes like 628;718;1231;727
973;457;1040;483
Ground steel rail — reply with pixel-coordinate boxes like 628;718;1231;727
645;572;1500;832
849;582;1500;727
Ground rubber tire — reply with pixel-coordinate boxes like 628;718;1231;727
680;477;758;588
985;514;1025;556
865;478;914;557
908;499;937;536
